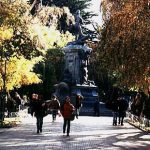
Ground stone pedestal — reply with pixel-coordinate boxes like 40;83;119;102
62;44;92;85
62;44;99;115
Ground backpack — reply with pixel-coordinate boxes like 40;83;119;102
50;100;60;109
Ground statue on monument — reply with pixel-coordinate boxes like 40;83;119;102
64;10;94;85
74;10;85;40
53;9;98;114
68;10;91;46
53;10;97;105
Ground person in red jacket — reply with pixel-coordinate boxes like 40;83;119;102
61;96;75;136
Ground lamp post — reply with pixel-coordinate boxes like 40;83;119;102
0;51;9;126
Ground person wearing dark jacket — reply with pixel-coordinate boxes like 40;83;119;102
14;92;22;111
75;94;83;119
93;99;100;116
111;99;119;126
118;97;129;126
6;93;16;117
61;96;75;136
30;94;46;133
49;94;60;122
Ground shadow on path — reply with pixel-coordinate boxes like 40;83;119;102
0;116;150;150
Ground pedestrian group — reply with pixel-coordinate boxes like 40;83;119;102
107;90;129;126
29;93;83;136
5;90;130;136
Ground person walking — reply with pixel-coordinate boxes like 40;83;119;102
14;92;22;111
75;94;83;119
30;94;47;133
118;96;129;126
110;89;123;126
111;99;119;126
6;93;15;117
93;98;100;116
61;96;75;136
49;94;60;122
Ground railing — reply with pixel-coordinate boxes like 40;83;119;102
127;111;150;131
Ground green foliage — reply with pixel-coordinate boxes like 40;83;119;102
40;0;94;16
33;48;65;97
29;0;97;30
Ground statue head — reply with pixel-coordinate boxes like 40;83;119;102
76;10;80;15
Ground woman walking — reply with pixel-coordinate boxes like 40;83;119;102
61;96;75;136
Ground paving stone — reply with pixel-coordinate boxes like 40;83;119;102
0;115;150;150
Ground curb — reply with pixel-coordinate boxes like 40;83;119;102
126;119;150;134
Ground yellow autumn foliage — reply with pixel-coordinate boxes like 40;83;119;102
29;21;74;50
0;56;42;90
0;27;13;42
0;0;74;91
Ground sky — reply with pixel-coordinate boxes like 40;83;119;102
90;0;103;25
86;0;103;30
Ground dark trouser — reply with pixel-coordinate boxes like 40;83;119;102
113;111;118;125
52;110;57;121
118;116;124;125
63;118;71;135
36;116;43;132
118;111;125;125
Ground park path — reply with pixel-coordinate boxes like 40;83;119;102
0;114;150;150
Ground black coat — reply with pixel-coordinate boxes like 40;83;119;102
118;99;129;112
30;100;46;117
111;100;119;112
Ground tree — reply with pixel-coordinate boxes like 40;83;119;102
97;0;150;91
51;0;95;23
25;5;74;96
0;0;43;91
29;0;97;32
0;0;74;92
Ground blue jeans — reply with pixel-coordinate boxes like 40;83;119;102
113;111;118;125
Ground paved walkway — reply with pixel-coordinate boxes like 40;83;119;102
0;114;150;150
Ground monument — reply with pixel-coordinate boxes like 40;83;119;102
54;10;99;115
